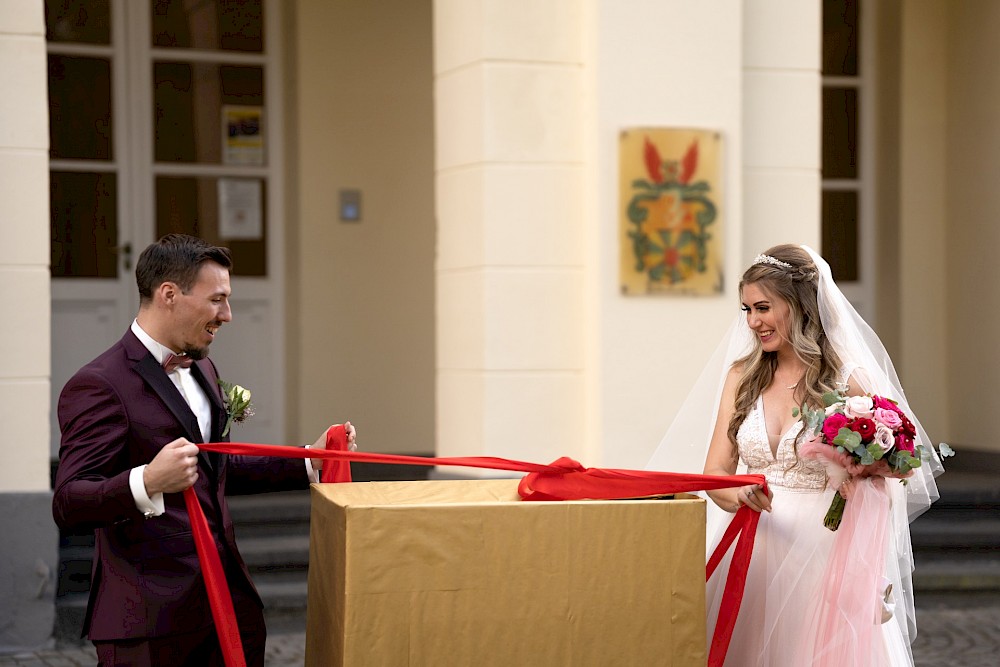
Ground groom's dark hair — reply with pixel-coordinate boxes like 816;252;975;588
136;234;233;304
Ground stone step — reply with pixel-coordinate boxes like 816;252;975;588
911;515;1000;549
255;575;310;612
228;490;311;539
238;534;311;572
913;551;1000;592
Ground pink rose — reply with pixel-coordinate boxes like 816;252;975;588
895;432;915;453
822;413;850;444
844;396;874;419
873;423;895;453
873;407;903;430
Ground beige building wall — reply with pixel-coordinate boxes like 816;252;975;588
0;0;50;491
590;2;745;471
943;0;1000;452
286;0;436;453
429;1;823;472
282;0;987;466
596;0;822;470
899;0;951;444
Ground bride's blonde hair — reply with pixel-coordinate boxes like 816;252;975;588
727;244;843;447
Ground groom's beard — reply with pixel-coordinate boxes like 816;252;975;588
183;346;209;361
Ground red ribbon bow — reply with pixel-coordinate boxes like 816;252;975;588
185;426;763;667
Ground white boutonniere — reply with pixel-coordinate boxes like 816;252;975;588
218;379;254;437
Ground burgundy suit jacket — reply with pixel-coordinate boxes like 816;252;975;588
52;330;308;641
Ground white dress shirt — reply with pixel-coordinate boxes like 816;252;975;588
127;320;318;517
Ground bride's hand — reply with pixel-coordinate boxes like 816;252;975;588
738;484;772;513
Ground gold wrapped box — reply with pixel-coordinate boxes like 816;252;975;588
306;479;706;666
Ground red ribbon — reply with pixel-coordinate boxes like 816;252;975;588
187;426;764;667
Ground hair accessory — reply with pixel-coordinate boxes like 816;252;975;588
753;254;793;270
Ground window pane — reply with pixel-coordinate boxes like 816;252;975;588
51;171;118;278
823;0;859;76
154;62;264;164
151;0;264;53
821;190;858;282
49;55;113;160
822;87;858;179
156;176;267;276
45;0;111;45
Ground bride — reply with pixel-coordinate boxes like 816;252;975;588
647;244;944;665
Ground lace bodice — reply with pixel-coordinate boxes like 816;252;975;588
737;395;827;490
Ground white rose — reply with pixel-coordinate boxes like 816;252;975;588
844;395;874;419
874;423;895;453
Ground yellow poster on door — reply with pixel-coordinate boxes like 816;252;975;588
223;105;264;166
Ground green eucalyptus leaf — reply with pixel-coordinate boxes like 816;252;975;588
867;442;885;461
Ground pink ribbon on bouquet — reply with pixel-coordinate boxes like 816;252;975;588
799;476;892;664
185;426;766;667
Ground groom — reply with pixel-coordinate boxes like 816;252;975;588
52;234;354;666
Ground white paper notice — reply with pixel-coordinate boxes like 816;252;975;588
218;178;263;240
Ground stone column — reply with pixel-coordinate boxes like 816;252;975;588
433;0;586;467
0;0;57;652
741;0;822;259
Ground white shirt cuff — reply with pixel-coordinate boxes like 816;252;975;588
130;465;165;517
304;446;320;483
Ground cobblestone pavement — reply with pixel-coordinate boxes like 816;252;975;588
912;592;1000;667
2;593;998;666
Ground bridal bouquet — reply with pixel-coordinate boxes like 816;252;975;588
795;391;951;530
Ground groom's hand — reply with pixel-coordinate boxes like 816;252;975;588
310;421;357;470
144;438;200;495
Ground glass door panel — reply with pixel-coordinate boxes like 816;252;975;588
46;0;112;45
51;171;118;278
156;176;267;276
821;190;858;282
151;0;264;52
153;62;264;164
48;55;113;160
821;87;858;181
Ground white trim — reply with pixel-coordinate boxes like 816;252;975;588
46;43;113;57
821;179;861;191
49;159;118;172
149;47;267;65
152;163;271;178
822;76;860;89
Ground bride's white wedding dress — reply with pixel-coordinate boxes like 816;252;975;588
704;395;913;666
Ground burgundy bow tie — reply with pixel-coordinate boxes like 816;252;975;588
162;353;194;373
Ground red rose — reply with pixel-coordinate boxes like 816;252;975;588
900;415;917;438
873;395;903;415
850;418;876;442
895;432;915;453
822;413;850;443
